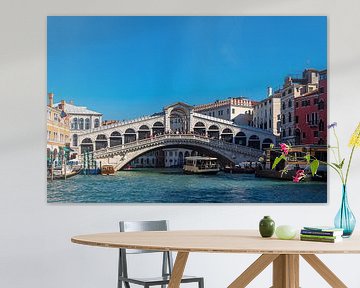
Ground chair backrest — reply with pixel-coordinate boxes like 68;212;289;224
119;220;169;254
118;220;173;283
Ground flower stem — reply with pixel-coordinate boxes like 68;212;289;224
345;145;356;185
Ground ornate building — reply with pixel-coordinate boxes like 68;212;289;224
280;69;320;144
194;97;257;126
252;87;281;136
47;93;71;163
54;99;103;150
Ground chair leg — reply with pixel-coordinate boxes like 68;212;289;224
199;278;204;288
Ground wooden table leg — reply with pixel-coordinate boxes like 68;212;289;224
272;254;299;288
301;254;347;288
228;254;279;288
168;252;189;288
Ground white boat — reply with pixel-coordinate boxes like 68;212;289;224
183;156;220;175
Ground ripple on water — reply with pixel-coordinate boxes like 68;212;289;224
47;168;327;203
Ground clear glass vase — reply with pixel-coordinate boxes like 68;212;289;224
334;185;356;237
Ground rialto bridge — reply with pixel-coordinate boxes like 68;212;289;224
73;102;277;170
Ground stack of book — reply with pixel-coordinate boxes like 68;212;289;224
300;226;344;243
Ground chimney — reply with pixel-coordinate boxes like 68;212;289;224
267;87;273;97
48;92;54;107
60;100;66;111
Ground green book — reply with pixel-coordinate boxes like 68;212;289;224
300;236;342;243
300;234;339;240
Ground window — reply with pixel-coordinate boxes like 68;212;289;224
295;116;299;124
79;118;84;130
282;102;286;110
288;100;292;108
269;120;272;128
72;134;78;146
303;132;306;138
282;114;285;124
288;112;292;123
318;100;325;110
283;130;286;137
296;101;299;108
227;108;229;114
319;87;325;93
314;131;319;137
72;118;78;130
232;108;235;114
85;118;90;129
314;98;319;105
282;91;286;97
288;128;292;136
319;120;325;131
288;88;293;94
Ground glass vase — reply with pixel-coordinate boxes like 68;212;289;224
334;185;356;237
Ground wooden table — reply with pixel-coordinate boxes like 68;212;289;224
71;230;360;288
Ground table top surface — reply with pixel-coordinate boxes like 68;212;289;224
71;230;360;254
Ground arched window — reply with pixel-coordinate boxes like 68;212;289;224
80;138;93;154
152;122;164;136
248;135;260;149
110;131;122;147
288;112;292;123
221;128;233;143
194;122;206;135
95;134;108;150
85;118;90;130
72;118;78;130
262;138;273;150
288;99;292;108
72;134;78;147
138;125;150;140
94;118;100;128
207;125;219;139
79;118;84;130
124;128;136;143
234;132;246;146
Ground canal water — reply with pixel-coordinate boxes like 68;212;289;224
47;168;327;203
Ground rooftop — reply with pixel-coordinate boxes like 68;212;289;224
54;102;102;116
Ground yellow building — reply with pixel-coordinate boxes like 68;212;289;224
47;93;71;161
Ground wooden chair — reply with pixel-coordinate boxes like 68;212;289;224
118;220;204;288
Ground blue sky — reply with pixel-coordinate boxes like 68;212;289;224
47;16;327;120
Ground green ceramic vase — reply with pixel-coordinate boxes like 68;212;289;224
259;216;275;238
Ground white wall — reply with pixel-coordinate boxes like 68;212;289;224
1;0;360;287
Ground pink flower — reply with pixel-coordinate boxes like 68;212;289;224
279;143;290;155
293;169;305;183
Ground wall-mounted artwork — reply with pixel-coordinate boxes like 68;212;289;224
47;16;328;203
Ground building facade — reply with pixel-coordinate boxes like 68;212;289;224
54;99;103;150
280;69;320;144
252;87;281;136
194;97;257;126
294;69;327;145
47;93;71;163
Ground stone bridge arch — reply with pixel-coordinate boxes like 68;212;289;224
92;134;263;171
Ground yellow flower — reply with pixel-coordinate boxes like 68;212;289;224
349;123;360;147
